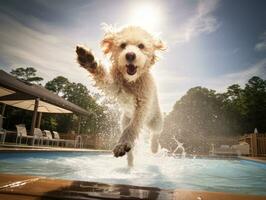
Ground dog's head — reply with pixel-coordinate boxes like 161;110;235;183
101;25;166;82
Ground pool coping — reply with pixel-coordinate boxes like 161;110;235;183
0;173;265;200
0;145;111;153
239;156;266;164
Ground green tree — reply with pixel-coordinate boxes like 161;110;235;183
10;67;43;84
44;76;120;137
226;84;242;101
45;76;69;95
161;76;266;154
222;84;245;134
222;76;266;133
62;82;110;134
242;76;266;132
161;87;228;153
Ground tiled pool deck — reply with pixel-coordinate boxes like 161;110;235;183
0;174;265;200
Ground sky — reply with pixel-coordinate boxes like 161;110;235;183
0;0;265;113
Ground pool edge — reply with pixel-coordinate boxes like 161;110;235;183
239;156;266;164
0;145;111;153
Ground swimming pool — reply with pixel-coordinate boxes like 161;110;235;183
0;151;265;196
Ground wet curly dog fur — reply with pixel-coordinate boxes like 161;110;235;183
76;25;165;166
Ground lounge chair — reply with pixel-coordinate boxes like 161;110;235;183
232;142;250;155
53;131;72;147
43;130;61;147
16;124;34;145
32;128;45;146
210;143;250;156
53;131;77;147
74;135;83;148
210;144;236;155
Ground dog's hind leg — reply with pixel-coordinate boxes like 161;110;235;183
148;111;163;154
127;149;134;167
121;114;134;167
121;114;130;132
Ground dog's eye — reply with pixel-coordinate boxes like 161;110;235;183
138;43;145;49
120;43;127;49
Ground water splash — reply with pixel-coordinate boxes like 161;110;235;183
129;130;186;168
172;136;186;157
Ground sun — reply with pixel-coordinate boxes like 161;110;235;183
127;3;163;31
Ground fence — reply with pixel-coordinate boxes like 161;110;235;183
239;133;266;156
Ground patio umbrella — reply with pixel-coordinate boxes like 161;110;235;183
0;99;72;113
0;70;90;134
0;87;15;97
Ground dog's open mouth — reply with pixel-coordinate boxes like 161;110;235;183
126;64;137;75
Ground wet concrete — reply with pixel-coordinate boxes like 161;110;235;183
0;174;265;200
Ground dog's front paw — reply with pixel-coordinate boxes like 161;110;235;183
113;127;136;157
76;46;97;73
113;142;132;157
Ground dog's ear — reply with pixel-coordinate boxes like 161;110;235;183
151;39;166;64
154;39;166;51
101;23;116;55
101;33;115;54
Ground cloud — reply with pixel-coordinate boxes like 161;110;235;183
255;31;266;51
202;59;266;92
174;0;220;43
0;12;99;92
222;59;266;83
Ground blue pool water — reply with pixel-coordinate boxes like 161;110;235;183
0;151;265;196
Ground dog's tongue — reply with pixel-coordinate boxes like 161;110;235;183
126;64;137;75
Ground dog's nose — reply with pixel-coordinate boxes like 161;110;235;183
125;52;136;62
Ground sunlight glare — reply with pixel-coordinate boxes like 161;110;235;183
128;3;163;31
